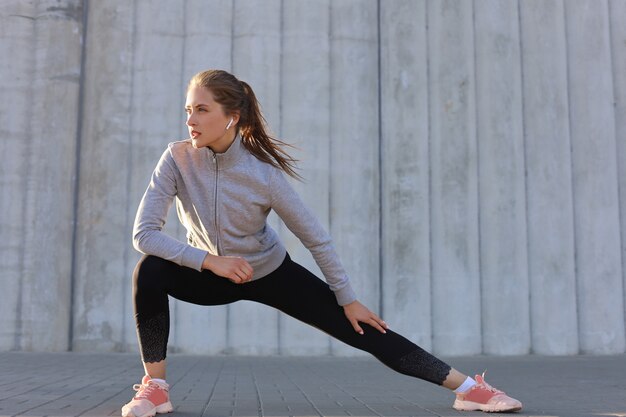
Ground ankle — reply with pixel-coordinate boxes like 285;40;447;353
453;376;477;394
143;359;167;381
442;368;469;390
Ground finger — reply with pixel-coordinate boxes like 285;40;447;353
229;273;243;284
243;264;253;278
350;318;364;335
369;313;389;330
367;318;387;334
238;264;252;281
233;260;252;281
237;273;248;284
244;264;254;278
236;257;252;269
238;267;252;281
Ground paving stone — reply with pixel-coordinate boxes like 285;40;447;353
0;353;625;416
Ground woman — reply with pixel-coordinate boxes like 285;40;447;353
122;69;522;417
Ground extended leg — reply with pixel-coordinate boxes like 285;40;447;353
244;256;454;386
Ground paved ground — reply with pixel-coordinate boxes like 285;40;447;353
0;352;624;417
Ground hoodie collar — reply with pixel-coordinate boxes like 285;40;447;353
206;134;245;170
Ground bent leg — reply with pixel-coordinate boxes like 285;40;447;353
132;255;243;363
245;256;452;386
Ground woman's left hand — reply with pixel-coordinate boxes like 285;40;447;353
343;300;388;335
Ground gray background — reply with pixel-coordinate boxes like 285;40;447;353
0;0;624;357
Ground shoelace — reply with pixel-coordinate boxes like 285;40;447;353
133;382;160;400
477;372;505;395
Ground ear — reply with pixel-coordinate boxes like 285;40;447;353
230;112;240;126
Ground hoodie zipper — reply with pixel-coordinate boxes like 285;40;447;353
213;153;222;255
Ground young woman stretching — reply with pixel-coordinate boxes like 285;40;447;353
122;69;522;417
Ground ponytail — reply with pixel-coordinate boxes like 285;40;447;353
238;80;301;180
188;70;301;180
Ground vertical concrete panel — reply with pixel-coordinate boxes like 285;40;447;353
520;0;578;355
130;1;187;355
609;0;626;345
173;0;233;355
279;0;332;355
9;0;82;351
565;0;625;354
74;0;185;353
72;0;134;353
379;0;432;350
0;1;35;350
428;0;481;355
174;0;233;354
474;1;530;354
182;0;233;83
230;0;282;354
329;0;379;356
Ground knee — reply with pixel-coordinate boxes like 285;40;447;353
133;255;168;292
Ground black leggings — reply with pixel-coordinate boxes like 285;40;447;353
132;253;452;385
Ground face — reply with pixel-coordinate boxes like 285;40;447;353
185;85;238;152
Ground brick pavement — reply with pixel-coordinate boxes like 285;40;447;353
0;352;624;417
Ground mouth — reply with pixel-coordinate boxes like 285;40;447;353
190;130;201;138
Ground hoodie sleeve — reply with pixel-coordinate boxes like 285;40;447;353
269;167;357;306
132;147;208;271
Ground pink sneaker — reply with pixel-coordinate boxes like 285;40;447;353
453;373;522;413
121;375;174;417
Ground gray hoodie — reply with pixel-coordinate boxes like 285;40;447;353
133;135;357;306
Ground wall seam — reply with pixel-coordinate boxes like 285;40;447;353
517;0;533;354
169;0;189;352
425;0;434;352
328;0;334;355
14;1;38;351
68;0;90;352
121;0;139;353
277;0;285;355
226;0;236;353
328;0;334;259
562;0;581;354
607;0;626;345
125;0;139;352
377;0;384;319
470;0;483;354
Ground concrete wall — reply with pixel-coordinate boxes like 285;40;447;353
1;0;624;356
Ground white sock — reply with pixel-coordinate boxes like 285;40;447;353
454;376;477;394
151;378;167;385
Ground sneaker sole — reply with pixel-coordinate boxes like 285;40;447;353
122;401;174;417
454;399;522;413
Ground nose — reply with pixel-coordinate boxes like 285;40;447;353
186;112;196;127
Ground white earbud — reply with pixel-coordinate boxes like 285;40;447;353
225;118;234;130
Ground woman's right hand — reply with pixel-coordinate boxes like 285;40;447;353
202;253;254;284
